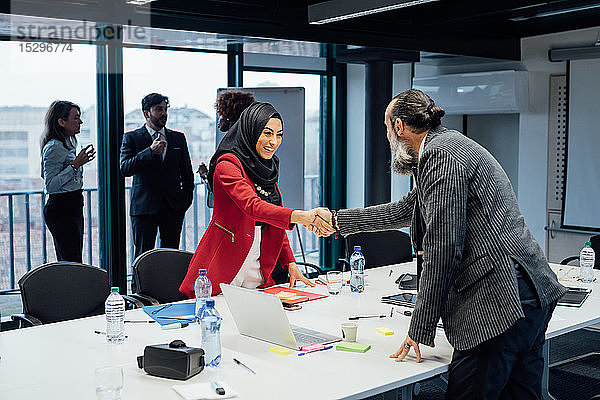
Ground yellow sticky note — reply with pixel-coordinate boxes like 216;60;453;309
375;327;394;336
270;346;293;355
276;291;296;300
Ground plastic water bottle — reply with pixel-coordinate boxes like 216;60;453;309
350;246;365;293
580;242;595;283
194;268;212;322
105;287;125;344
200;299;222;367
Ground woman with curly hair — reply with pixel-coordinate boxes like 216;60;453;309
215;90;255;132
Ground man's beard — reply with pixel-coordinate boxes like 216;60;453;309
390;134;418;176
151;114;167;129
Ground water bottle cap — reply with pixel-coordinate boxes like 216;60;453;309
205;299;215;307
198;269;207;275
110;287;119;293
354;246;361;251
585;242;592;246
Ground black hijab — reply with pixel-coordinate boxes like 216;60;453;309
208;102;282;205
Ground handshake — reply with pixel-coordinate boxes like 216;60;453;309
291;207;337;237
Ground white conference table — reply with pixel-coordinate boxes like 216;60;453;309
0;262;599;400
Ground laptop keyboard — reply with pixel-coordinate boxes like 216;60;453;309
291;325;340;347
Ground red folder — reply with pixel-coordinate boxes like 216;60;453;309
260;287;328;304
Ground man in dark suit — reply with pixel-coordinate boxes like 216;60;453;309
316;89;566;399
120;93;194;260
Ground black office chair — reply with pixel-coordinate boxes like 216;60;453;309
130;248;193;305
345;230;413;269
560;235;600;267
11;262;142;328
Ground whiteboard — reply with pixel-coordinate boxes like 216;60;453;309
563;59;600;229
216;87;305;210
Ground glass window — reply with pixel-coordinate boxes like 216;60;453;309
122;48;227;265
0;40;97;316
243;71;322;265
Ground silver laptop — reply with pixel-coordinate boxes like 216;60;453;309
220;283;341;350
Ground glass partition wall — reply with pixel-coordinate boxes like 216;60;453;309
0;17;330;319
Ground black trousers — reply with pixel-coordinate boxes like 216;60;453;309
445;265;557;400
131;199;185;260
43;190;83;263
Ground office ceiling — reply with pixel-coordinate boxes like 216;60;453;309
4;0;600;60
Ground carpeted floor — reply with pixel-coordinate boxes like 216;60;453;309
365;328;600;400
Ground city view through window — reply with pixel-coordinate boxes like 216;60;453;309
1;42;323;315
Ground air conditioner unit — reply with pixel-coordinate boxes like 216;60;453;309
412;70;528;114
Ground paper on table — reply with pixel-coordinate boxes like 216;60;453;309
172;382;237;400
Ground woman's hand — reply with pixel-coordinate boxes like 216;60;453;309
72;144;95;168
290;209;316;227
287;262;315;288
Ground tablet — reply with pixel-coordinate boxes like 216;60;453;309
557;287;592;307
381;293;417;307
395;273;418;290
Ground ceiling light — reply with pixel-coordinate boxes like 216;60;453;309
308;0;439;25
509;3;600;22
126;0;157;5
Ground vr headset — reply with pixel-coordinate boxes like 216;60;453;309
137;340;204;380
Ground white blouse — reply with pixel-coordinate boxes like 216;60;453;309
231;226;264;288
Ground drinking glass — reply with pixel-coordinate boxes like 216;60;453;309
95;366;123;400
326;271;343;295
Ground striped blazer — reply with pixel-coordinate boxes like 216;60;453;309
338;125;566;351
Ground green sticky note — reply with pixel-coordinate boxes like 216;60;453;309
335;341;371;353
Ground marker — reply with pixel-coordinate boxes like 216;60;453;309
161;322;190;330
151;304;172;315
348;314;387;320
211;381;225;395
298;345;333;356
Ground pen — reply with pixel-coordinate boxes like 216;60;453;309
389;269;393;277
124;320;156;323
298;345;333;356
151;304;172;315
348;314;387;320
94;330;128;338
156;315;195;321
233;358;256;374
211;381;225;396
161;322;190;330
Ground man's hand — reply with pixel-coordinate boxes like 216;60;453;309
309;208;336;237
389;335;435;363
150;136;166;155
287;262;316;288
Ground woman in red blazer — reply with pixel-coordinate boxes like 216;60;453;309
180;102;321;297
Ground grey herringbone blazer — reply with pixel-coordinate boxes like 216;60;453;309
338;125;566;351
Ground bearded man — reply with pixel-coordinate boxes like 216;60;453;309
120;93;194;260
316;89;565;400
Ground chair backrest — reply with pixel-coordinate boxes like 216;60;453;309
133;248;192;304
18;262;109;324
590;235;600;269
346;230;413;269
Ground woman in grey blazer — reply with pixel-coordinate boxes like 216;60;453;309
40;100;95;262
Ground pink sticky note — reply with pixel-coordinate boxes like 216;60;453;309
301;343;325;352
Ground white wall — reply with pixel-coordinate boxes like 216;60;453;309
520;26;600;249
346;63;414;208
